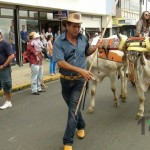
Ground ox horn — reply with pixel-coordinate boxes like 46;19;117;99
117;32;122;41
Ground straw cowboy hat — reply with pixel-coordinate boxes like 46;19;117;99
62;12;82;26
29;31;36;39
33;33;40;39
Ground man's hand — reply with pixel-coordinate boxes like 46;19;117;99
0;65;5;69
79;68;94;81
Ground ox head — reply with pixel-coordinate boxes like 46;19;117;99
116;33;150;83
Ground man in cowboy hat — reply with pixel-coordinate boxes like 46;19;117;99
27;32;44;95
53;12;98;150
0;30;14;109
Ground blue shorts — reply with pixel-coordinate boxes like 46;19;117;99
0;66;12;93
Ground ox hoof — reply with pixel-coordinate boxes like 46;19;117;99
113;102;119;107
135;114;144;120
135;110;144;120
86;107;94;114
121;98;126;103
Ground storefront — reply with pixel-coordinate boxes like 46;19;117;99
0;0;107;66
82;15;102;39
0;5;62;66
112;17;136;36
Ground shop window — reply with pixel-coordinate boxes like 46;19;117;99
0;18;14;42
29;11;38;18
19;10;28;17
20;19;39;64
40;12;55;19
118;20;125;24
0;18;16;65
40;12;47;19
1;8;13;16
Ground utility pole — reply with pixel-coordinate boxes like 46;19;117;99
139;0;143;17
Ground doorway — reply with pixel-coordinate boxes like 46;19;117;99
40;20;61;35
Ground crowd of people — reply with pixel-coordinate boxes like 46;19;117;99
0;11;150;150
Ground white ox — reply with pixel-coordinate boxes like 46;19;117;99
87;36;127;113
118;34;150;119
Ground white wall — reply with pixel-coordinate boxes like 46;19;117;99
0;0;111;15
102;16;112;28
82;16;101;29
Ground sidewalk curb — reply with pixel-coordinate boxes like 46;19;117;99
0;74;60;96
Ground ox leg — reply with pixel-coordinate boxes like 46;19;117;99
118;67;127;102
87;80;97;114
135;84;145;120
109;74;119;107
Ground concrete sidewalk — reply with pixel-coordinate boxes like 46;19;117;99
0;60;60;95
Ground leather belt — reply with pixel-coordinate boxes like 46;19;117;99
60;74;82;80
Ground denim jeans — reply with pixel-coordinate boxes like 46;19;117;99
0;66;12;93
48;55;56;74
31;64;42;93
60;78;86;145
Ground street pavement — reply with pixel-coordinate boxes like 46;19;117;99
0;59;60;95
0;78;150;150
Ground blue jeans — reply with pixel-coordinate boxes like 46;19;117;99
30;64;42;93
0;66;12;93
49;56;56;74
60;78;86;145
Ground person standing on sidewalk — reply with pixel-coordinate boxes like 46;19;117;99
0;30;14;109
20;25;28;53
27;32;44;95
53;13;98;150
47;34;56;75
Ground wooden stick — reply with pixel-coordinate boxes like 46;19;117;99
75;0;119;115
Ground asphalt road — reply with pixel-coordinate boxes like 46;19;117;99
0;79;150;150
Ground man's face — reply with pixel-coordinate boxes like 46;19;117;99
67;23;81;37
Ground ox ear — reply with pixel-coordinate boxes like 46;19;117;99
145;37;150;50
117;33;127;51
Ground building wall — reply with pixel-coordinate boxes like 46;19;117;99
116;0;139;25
0;0;115;15
82;16;101;29
0;0;117;65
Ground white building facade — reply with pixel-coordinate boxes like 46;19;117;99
0;0;116;65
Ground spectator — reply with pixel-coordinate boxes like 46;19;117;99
20;25;28;53
54;30;60;40
40;28;47;47
31;33;44;62
9;25;16;65
0;30;14;109
27;32;44;95
40;28;49;60
46;27;53;38
136;11;150;37
47;35;56;75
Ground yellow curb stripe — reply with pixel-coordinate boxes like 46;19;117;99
0;74;60;96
